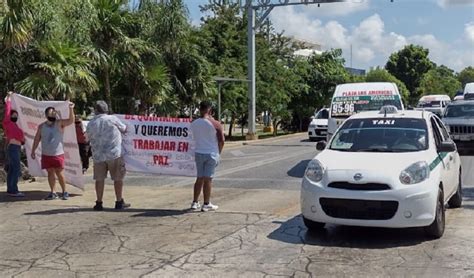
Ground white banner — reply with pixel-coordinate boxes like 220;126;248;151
116;115;197;177
11;94;84;189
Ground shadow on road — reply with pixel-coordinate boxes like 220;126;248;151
0;190;81;203
267;215;429;249
24;207;189;217
463;187;474;204
287;160;310;178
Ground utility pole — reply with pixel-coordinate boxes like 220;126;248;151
246;4;257;140
236;0;394;140
350;43;353;68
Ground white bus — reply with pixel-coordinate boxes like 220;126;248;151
327;82;405;141
464;82;474;100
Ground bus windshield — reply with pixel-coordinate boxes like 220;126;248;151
330;95;402;118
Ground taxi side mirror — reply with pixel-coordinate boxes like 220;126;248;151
438;140;456;153
316;141;327;151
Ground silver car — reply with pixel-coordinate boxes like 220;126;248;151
442;100;474;154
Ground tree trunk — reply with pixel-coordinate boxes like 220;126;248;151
228;114;235;138
103;64;112;113
299;116;303;132
272;119;278;136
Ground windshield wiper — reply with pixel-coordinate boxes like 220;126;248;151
390;148;420;152
329;148;352;152
356;148;394;152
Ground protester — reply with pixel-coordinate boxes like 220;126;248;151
86;100;129;211
75;115;90;173
31;103;75;200
190;101;225;212
2;92;25;197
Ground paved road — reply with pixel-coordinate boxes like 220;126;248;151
1;133;473;277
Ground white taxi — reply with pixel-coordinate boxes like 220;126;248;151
301;107;462;238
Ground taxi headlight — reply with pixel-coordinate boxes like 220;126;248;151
399;161;430;185
305;159;325;182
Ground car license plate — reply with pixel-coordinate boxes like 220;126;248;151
460;135;472;141
320;131;327;135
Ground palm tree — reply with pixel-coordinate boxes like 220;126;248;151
1;0;33;48
150;0;214;114
114;35;171;113
90;0;130;111
15;42;98;100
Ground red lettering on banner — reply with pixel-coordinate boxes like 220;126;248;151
177;142;189;152
133;139;177;151
125;114;135;120
153;155;169;166
27;122;38;130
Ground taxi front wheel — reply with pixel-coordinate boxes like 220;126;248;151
424;188;445;239
303;216;325;231
448;170;463;209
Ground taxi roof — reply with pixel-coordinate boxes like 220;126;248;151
348;109;430;120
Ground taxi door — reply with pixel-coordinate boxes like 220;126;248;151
430;116;458;197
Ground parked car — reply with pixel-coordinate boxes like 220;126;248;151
308;108;329;141
454;90;464;101
442;100;474;154
415;94;451;116
301;106;462;239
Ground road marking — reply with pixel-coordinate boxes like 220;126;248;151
214;177;301;183
230;150;246;157
161;149;311;188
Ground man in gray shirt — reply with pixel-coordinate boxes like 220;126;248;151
86;101;129;210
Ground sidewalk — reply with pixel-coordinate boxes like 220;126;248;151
0;178;300;277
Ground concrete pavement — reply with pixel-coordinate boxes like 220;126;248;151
1;133;474;277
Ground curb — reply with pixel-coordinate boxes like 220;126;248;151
225;132;306;148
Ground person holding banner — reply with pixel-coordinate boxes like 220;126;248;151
2;92;25;197
31;104;75;200
86;100;129;211
190;101;225;212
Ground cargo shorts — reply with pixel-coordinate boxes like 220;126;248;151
93;156;126;181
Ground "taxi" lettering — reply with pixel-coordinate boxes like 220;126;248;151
372;120;395;125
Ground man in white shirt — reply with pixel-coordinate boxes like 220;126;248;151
87;101;129;211
190;101;225;211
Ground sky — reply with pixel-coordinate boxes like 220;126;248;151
184;0;474;72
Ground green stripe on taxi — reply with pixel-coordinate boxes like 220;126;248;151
429;152;448;171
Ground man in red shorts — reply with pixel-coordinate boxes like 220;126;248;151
31;103;75;200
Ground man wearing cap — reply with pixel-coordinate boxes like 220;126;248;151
86;101;129;210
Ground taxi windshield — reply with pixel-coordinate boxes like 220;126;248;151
330;118;428;152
